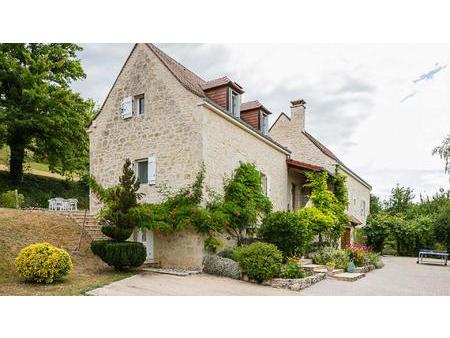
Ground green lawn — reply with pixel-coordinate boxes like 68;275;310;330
0;146;88;209
0;146;52;173
0;208;134;296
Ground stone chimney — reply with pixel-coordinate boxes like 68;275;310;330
290;99;306;131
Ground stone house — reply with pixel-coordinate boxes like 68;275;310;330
88;43;371;269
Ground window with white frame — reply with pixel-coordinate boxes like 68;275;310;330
135;159;148;184
229;89;240;118
260;111;269;134
134;94;145;117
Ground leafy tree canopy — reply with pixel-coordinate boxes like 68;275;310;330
0;43;94;182
433;134;450;175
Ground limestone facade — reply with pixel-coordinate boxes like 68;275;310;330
269;102;371;225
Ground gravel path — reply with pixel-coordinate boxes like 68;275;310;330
300;256;450;296
87;272;299;296
87;256;450;296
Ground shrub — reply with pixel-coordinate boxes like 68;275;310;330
367;252;383;269
0;190;25;208
204;236;223;253
15;242;73;283
90;240;146;271
344;244;368;267
282;257;306;279
260;211;312;258
203;255;241;279
217;248;234;259
101;225;133;241
311;246;349;270
232;242;282;283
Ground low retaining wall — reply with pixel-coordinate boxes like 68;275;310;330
355;264;376;273
270;273;326;291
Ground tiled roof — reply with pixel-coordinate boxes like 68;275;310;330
240;100;272;114
302;131;340;162
146;43;207;97
201;76;244;93
286;159;323;172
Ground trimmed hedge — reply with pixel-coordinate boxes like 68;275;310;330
91;240;146;271
232;242;282;283
101;225;133;241
15;242;73;283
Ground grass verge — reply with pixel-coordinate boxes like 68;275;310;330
0;208;134;295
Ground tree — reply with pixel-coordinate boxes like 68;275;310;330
209;162;272;244
369;194;383;215
386;184;415;215
88;159;146;270
433;135;450;175
88;158;143;239
0;43;94;183
303;171;348;245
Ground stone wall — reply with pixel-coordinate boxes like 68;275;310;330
200;104;289;211
269;105;371;224
88;43;203;214
154;227;205;270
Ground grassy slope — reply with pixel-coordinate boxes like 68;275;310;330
0;146;88;209
0;171;89;209
0;209;133;295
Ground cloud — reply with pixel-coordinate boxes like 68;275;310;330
71;43;450;200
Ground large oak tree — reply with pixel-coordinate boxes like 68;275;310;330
0;43;93;183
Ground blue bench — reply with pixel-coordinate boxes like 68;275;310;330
417;249;448;266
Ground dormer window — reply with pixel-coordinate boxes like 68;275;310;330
260;111;269;135
229;89;241;118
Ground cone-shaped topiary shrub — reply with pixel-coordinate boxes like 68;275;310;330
88;159;147;270
15;242;73;283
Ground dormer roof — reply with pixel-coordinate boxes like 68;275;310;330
201;76;244;94
241;100;272;115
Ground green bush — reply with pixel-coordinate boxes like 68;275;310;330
91;240;146;271
101;225;133;241
311;246;349;269
204;236;223;253
282;257;307;279
217;248;234;259
0;190;25;208
260;211;312;258
15;242;73;283
232;242;282;282
367;252;383;269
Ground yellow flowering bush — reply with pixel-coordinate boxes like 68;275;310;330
15;242;73;283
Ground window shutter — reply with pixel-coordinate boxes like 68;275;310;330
120;96;133;119
148;155;156;185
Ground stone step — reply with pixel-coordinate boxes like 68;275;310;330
329;272;365;282
302;264;324;271
299;258;313;265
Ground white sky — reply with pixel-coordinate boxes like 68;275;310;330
72;43;450;201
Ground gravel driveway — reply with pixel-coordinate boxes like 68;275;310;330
301;256;450;296
87;272;299;296
87;256;450;296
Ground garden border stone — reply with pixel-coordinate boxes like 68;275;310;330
270;273;326;291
